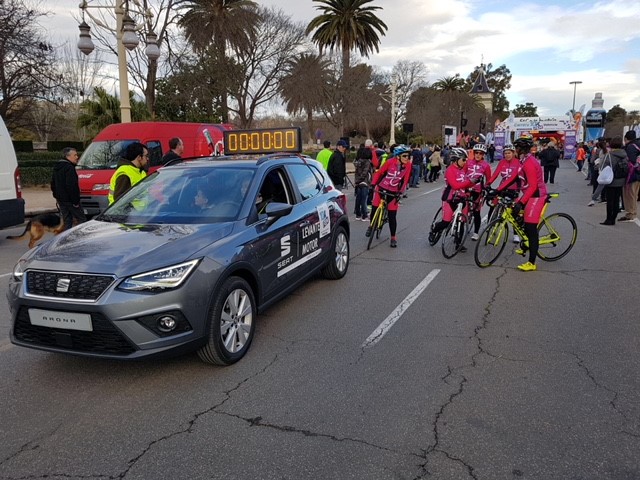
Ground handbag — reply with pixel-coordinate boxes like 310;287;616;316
597;154;613;185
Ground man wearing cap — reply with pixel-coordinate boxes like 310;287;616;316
619;130;640;221
327;140;348;189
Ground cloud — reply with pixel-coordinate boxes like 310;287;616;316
40;0;640;115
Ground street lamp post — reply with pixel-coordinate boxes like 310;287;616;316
389;76;397;145
569;80;582;114
77;0;160;123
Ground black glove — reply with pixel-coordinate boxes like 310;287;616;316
512;202;523;217
486;188;497;198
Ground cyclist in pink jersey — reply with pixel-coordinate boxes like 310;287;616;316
428;147;477;248
366;145;412;248
487;143;521;242
465;143;492;240
512;135;548;271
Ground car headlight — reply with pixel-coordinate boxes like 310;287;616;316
12;260;26;281
92;183;111;191
118;259;200;292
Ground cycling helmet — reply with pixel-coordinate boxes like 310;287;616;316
449;147;468;162
503;144;515;152
514;135;534;151
472;143;487;153
393;145;411;157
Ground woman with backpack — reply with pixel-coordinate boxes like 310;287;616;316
600;136;629;225
353;144;373;221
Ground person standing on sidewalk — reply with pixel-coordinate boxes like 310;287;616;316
353;143;372;221
51;147;87;230
316;140;332;170
619;130;640;222
327;140;347;189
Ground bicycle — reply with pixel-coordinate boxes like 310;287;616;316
474;193;577;268
367;189;399;250
441;194;472;258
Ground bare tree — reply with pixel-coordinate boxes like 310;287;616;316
231;8;307;128
0;0;63;130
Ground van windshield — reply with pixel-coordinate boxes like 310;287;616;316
77;140;138;170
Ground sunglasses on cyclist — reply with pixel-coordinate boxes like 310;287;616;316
399;154;410;158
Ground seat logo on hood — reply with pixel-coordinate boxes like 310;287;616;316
56;278;71;293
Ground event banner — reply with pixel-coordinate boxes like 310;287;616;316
564;130;577;159
493;131;506;161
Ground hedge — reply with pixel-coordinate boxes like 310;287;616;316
20;166;54;187
12;141;33;153
47;141;85;152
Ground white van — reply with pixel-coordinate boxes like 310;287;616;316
0;114;25;229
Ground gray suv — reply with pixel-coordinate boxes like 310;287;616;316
8;150;350;365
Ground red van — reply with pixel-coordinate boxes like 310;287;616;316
77;122;232;216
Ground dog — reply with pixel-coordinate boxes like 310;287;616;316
6;213;65;248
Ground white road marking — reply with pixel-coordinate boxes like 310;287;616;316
415;186;442;198
0;272;11;278
362;269;440;349
634;218;640;228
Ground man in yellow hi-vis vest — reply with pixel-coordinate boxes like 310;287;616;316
108;142;149;205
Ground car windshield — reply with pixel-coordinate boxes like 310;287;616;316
98;166;255;224
77;140;138;170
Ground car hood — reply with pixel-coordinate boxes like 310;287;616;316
24;220;233;276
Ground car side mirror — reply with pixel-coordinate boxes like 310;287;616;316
264;202;293;226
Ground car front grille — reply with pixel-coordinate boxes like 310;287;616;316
26;270;115;301
13;307;136;355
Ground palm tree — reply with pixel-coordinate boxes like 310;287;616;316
77;87;148;137
431;75;466;92
305;0;387;73
279;53;332;144
179;0;259;122
306;0;386;135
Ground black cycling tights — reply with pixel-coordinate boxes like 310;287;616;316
388;210;397;236
524;222;538;263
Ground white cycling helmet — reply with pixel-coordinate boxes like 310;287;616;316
503;144;515;152
449;147;468;161
472;143;487;153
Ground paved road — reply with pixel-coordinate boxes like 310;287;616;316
1;161;638;479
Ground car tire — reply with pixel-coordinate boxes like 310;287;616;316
321;226;349;280
198;276;256;366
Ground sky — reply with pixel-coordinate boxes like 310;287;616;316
42;0;640;118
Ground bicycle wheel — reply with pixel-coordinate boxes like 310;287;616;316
428;206;443;246
537;212;577;261
474;218;509;267
442;213;468;259
366;204;383;250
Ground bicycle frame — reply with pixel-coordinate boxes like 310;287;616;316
367;192;397;249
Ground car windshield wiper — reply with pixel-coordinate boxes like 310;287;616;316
98;213;127;223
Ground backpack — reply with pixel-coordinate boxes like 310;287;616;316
613;156;629;179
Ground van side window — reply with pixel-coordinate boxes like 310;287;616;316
146;141;163;168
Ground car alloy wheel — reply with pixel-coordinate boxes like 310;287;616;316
198;276;256;365
322;226;349;279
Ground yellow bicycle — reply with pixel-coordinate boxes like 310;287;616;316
474;192;577;268
367;190;399;250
